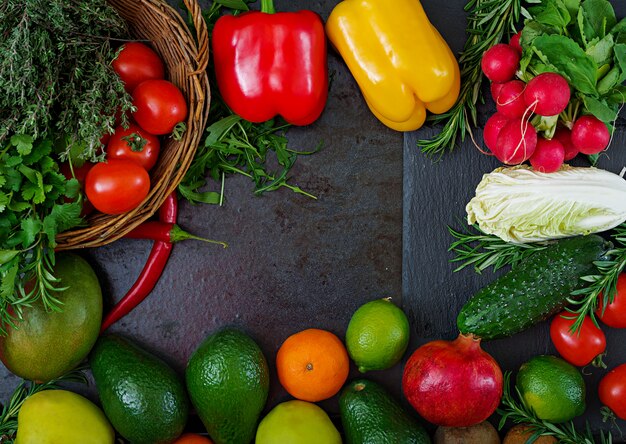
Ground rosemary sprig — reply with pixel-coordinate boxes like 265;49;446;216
498;372;612;444
567;224;626;333
448;224;547;273
418;0;522;157
0;366;88;443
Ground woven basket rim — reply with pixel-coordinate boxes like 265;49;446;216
55;0;210;251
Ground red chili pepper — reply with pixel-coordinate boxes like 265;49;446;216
159;192;178;224
212;0;328;126
100;192;177;333
124;221;228;248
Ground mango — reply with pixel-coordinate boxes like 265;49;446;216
0;253;102;382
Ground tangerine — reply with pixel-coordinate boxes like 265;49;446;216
276;328;349;402
173;433;214;444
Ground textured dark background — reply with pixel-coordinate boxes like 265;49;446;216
2;0;625;440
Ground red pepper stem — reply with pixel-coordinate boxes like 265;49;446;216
261;0;276;14
169;224;228;248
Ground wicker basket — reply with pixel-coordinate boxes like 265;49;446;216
55;0;210;251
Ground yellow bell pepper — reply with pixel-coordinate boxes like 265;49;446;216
326;0;460;131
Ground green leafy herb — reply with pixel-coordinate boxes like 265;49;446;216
417;0;522;157
0;136;84;334
0;366;88;443
518;0;626;127
179;1;319;204
448;224;548;273
498;372;613;444
0;0;133;163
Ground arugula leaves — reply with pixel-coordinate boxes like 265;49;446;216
520;0;626;125
0;137;83;333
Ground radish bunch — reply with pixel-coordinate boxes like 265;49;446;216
480;33;611;173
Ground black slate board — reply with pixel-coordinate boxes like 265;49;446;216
404;0;626;434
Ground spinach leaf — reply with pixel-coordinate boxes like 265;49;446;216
529;0;571;30
532;34;598;95
582;95;618;122
586;33;614;65
580;0;617;41
614;43;626;83
563;0;581;19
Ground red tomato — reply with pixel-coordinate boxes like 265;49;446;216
599;363;626;419
106;123;160;171
550;311;606;367
85;160;150;215
112;42;164;93
597;274;626;328
173;434;214;444
132;80;187;135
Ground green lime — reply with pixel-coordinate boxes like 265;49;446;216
345;298;410;373
516;355;586;423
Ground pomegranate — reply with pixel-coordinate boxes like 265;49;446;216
402;334;503;427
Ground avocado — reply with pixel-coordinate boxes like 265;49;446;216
340;379;431;444
89;334;188;444
186;328;269;444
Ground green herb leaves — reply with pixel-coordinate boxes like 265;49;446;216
521;0;626;124
0;0;132;163
0;137;83;333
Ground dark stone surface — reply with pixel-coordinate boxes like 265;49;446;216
1;0;624;440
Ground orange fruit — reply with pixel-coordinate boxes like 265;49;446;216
276;328;350;402
173;433;214;444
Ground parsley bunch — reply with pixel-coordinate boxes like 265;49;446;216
0;137;83;333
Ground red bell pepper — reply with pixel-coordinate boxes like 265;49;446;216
212;0;328;126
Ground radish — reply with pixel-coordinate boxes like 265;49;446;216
510;31;523;55
530;137;565;173
481;44;520;82
483;113;510;153
496;80;527;118
490;82;505;102
553;127;578;161
523;72;570;116
571;115;610;155
402;334;503;427
495;118;537;165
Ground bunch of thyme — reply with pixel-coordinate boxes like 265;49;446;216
0;0;133;162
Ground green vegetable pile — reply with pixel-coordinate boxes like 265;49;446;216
0;0;131;332
519;0;626;138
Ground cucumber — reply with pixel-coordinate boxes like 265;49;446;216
457;235;610;340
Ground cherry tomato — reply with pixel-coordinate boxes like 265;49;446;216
597;274;626;328
85;160;150;215
550;311;606;367
132;80;187;135
106;123;160;171
599;363;626;420
112;42;164;93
